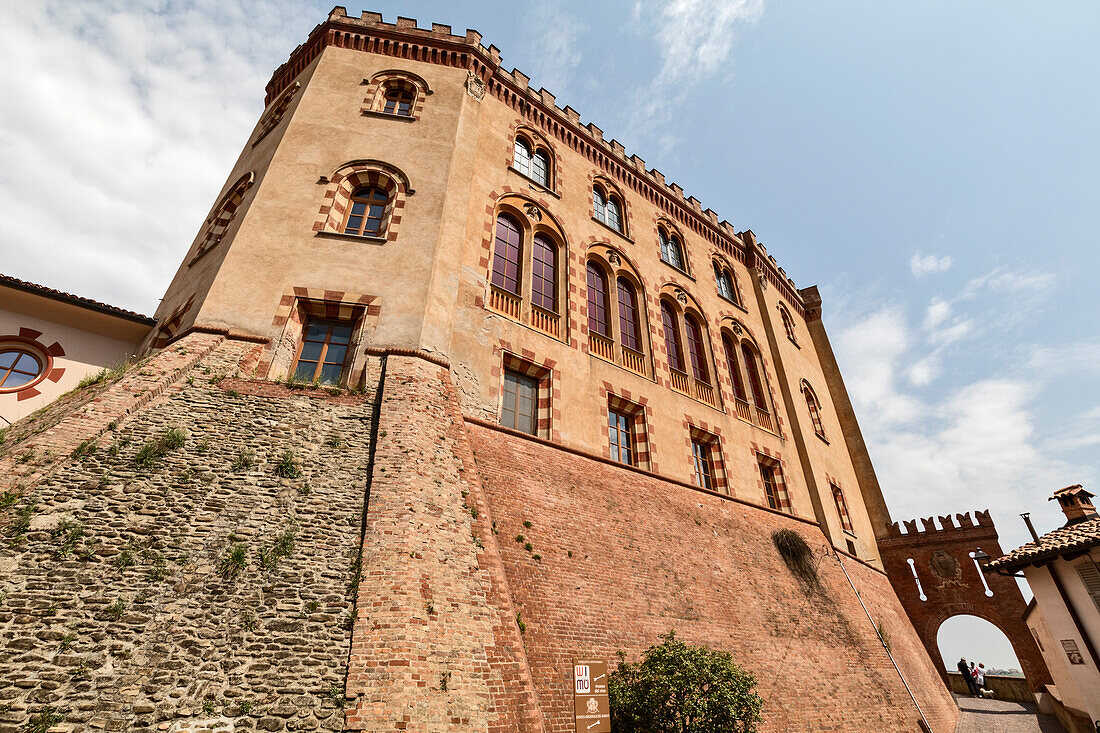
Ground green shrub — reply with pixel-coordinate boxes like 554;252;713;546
609;631;762;733
232;448;256;471
24;707;64;733
274;449;301;478
219;543;248;578
105;598;127;621
132;427;187;468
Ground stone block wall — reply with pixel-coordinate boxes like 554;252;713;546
0;335;379;733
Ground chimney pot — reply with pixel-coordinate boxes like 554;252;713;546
1049;484;1098;525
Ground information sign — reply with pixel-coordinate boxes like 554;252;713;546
573;660;610;732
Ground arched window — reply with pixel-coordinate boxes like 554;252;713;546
616;278;641;353
804;383;826;439
490;214;523;295
661;301;684;373
684;314;709;384
660;228;684;270
741;343;768;411
382;87;414;116
715;263;737;303
513;138;532;177
0;347;43;390
586;262;611;337
531;233;557;312
593;184;624;233
531;150;550;187
722;334;747;402
780;306;797;343
833;484;853;532
341;186;390;237
514;136;551;187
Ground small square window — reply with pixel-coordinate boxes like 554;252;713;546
292;319;353;385
501;368;539;436
609;409;635;466
758;460;789;512
692;439;715;490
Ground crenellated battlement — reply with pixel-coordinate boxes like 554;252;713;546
264;7;809;315
885;509;994;538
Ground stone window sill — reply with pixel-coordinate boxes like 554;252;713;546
361;109;417;123
315;230;388;245
591;216;633;244
507;166;561;199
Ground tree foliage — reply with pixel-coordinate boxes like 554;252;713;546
608;631;763;733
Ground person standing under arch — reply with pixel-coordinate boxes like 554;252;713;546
957;657;979;696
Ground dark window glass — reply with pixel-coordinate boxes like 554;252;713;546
342;186;389;237
513;138;531;177
501;368;538;435
293;320;353;385
760;462;780;510
0;348;43;389
692;439;714;490
661;301;684;373
586;262;610;337
741;343;768;410
833;485;853;532
806;387;826;438
617;278;641;352
684;315;709;383
491;214;522;294
722;335;747;402
781;308;796;341
531;234;557;311
383;87;414;115
609;409;634;465
531;150;550;186
715;263;737;302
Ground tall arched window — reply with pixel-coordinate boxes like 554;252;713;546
341;186;390;237
660;228;684;270
382;87;414;115
722;334;747;402
804;383;826;439
833;484;853;532
514;136;552;187
684;314;709;384
780;306;797;344
661;301;684;373
491;214;522;295
715;262;737;303
586;262;610;337
531;234;557;312
617;278;641;353
531;150;550;187
741;343;768;411
513;138;532;177
593;184;624;233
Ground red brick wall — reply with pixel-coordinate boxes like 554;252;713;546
467;421;959;733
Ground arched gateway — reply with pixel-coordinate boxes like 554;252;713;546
878;510;1053;698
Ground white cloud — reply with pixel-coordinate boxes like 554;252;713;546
0;0;317;314
628;0;764;150
830;294;1087;552
909;250;953;278
523;3;585;96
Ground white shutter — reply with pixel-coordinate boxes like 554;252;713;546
1076;561;1100;613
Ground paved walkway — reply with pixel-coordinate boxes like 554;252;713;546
953;695;1064;733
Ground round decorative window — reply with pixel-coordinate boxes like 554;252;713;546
0;346;45;392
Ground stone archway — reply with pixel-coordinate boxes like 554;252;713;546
878;510;1053;697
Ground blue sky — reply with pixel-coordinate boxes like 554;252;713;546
3;0;1097;669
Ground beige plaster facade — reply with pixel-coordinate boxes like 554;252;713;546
1023;552;1100;728
148;8;892;566
0;278;153;425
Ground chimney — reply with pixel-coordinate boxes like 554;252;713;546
1049;484;1098;525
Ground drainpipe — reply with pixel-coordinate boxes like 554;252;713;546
834;549;934;732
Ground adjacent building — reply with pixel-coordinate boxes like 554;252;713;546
987;486;1100;732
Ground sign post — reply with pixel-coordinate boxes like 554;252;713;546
573;660;611;732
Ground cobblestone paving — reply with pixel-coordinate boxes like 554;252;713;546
954;695;1064;733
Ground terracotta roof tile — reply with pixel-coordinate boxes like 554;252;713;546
986;518;1100;571
0;273;156;325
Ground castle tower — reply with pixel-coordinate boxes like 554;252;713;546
1;9;960;733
